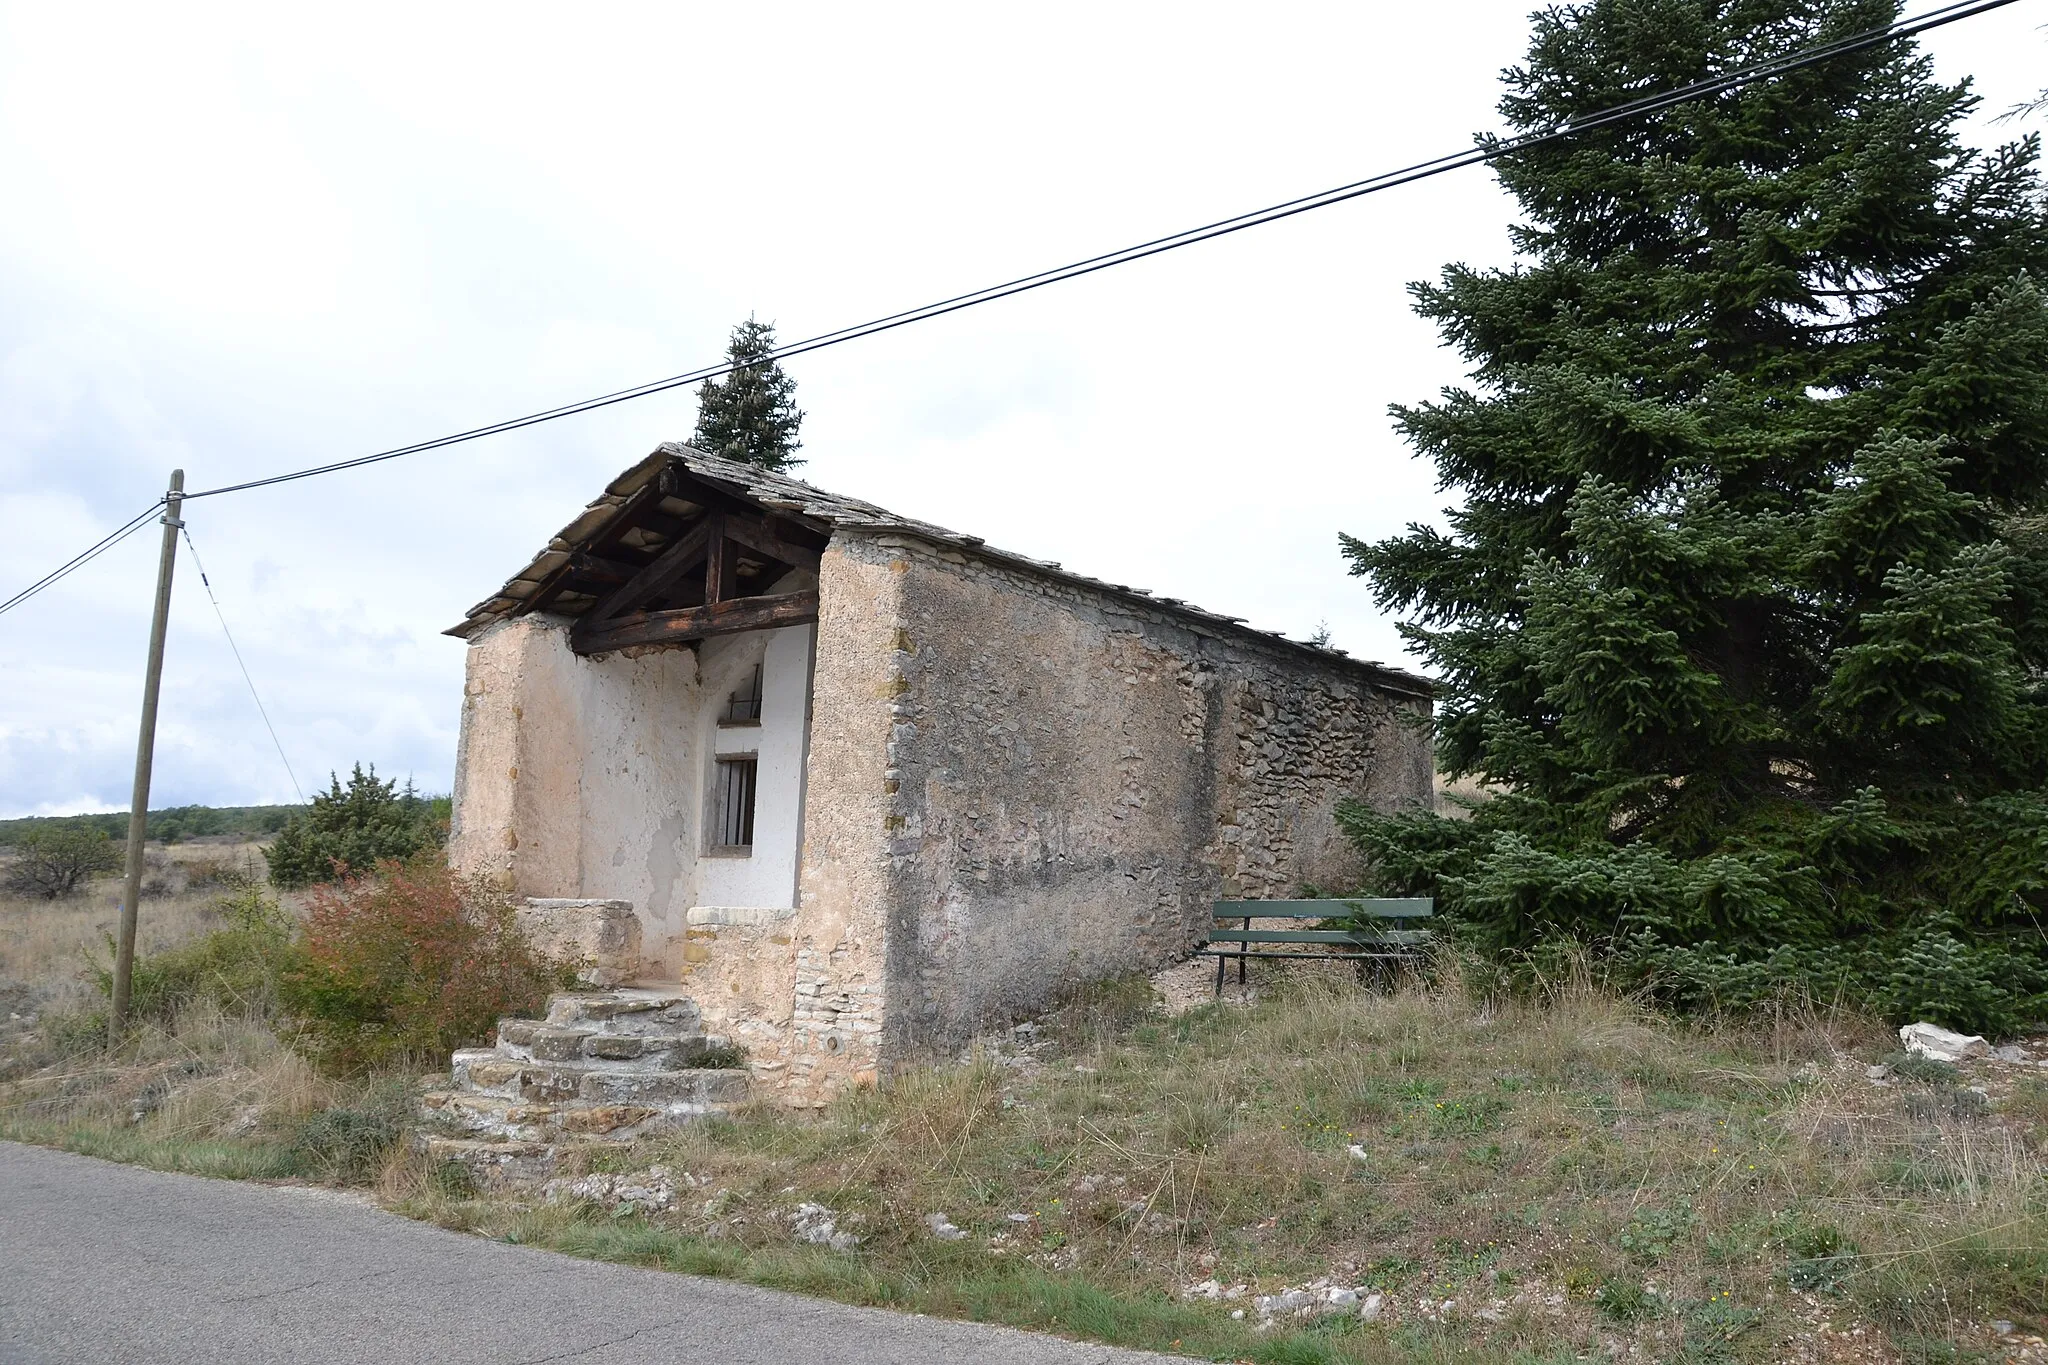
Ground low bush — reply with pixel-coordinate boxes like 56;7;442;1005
183;853;258;892
287;1082;412;1182
60;858;570;1079
4;822;119;899
282;854;577;1072
93;885;303;1026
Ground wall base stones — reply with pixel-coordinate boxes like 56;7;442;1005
675;906;801;1102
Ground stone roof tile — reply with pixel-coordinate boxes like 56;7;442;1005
447;443;1431;697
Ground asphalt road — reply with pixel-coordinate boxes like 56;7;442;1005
0;1142;1175;1364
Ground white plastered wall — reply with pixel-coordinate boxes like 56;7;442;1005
695;623;814;912
449;611;817;982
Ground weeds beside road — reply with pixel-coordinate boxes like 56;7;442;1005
5;876;2044;1364
380;974;2048;1363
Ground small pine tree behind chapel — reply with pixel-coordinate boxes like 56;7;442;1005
691;318;804;472
1342;0;2048;1035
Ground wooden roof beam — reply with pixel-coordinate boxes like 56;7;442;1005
584;517;715;623
571;590;820;655
724;513;823;572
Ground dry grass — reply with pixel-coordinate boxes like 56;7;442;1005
0;840;413;1184
4;874;2042;1361
379;970;2048;1362
1;997;413;1185
0;840;271;1004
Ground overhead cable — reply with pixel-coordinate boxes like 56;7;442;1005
178;524;307;803
177;0;2021;504
0;500;167;618
0;0;2025;620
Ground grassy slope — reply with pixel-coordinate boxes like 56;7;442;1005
393;976;2042;1363
0;845;269;1023
4;897;2043;1362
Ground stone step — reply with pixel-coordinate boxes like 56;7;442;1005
494;1018;708;1070
422;1091;653;1143
451;1050;748;1107
577;1067;749;1108
421;1135;559;1189
545;988;702;1034
422;1078;746;1143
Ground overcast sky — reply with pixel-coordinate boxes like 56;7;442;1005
1;2;2042;818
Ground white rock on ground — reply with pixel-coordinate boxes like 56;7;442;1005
1250;1284;1376;1322
924;1213;966;1242
544;1167;684;1213
1900;1022;1991;1062
789;1202;860;1252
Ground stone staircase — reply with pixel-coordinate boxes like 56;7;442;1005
419;987;747;1186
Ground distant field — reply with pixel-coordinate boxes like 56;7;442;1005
0;841;272;1018
0;804;303;849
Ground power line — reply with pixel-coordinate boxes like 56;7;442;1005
0;501;166;619
0;0;2026;618
177;524;306;804
176;0;2020;505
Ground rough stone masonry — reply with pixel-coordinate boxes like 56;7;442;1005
445;446;1433;1107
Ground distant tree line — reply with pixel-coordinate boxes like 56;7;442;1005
0;803;301;848
4;763;452;901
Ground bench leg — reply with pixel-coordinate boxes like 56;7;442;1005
1214;951;1225;997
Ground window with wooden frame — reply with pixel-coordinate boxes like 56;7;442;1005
712;756;757;851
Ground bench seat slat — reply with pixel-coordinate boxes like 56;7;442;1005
1205;928;1433;946
1212;898;1433;920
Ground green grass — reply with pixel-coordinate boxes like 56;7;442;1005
378;973;2048;1360
9;969;2046;1361
0;1115;307;1179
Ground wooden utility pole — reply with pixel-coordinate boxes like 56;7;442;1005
109;470;184;1047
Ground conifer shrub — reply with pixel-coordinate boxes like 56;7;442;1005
282;854;577;1072
1340;0;2048;1037
263;764;442;889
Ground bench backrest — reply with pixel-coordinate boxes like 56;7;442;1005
1205;897;1435;951
1213;898;1433;921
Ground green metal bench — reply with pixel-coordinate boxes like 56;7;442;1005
1199;898;1434;995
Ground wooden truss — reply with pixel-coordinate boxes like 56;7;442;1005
519;463;826;656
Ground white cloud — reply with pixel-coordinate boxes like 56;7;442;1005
2;0;2042;816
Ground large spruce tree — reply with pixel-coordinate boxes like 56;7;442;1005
1343;0;2048;1034
692;317;805;472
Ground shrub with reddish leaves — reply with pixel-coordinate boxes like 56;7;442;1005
284;854;577;1072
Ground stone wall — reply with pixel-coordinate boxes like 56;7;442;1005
448;614;703;972
787;529;1433;1094
450;533;1431;1110
775;540;903;1106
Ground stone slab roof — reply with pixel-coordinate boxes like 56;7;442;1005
446;443;1432;699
